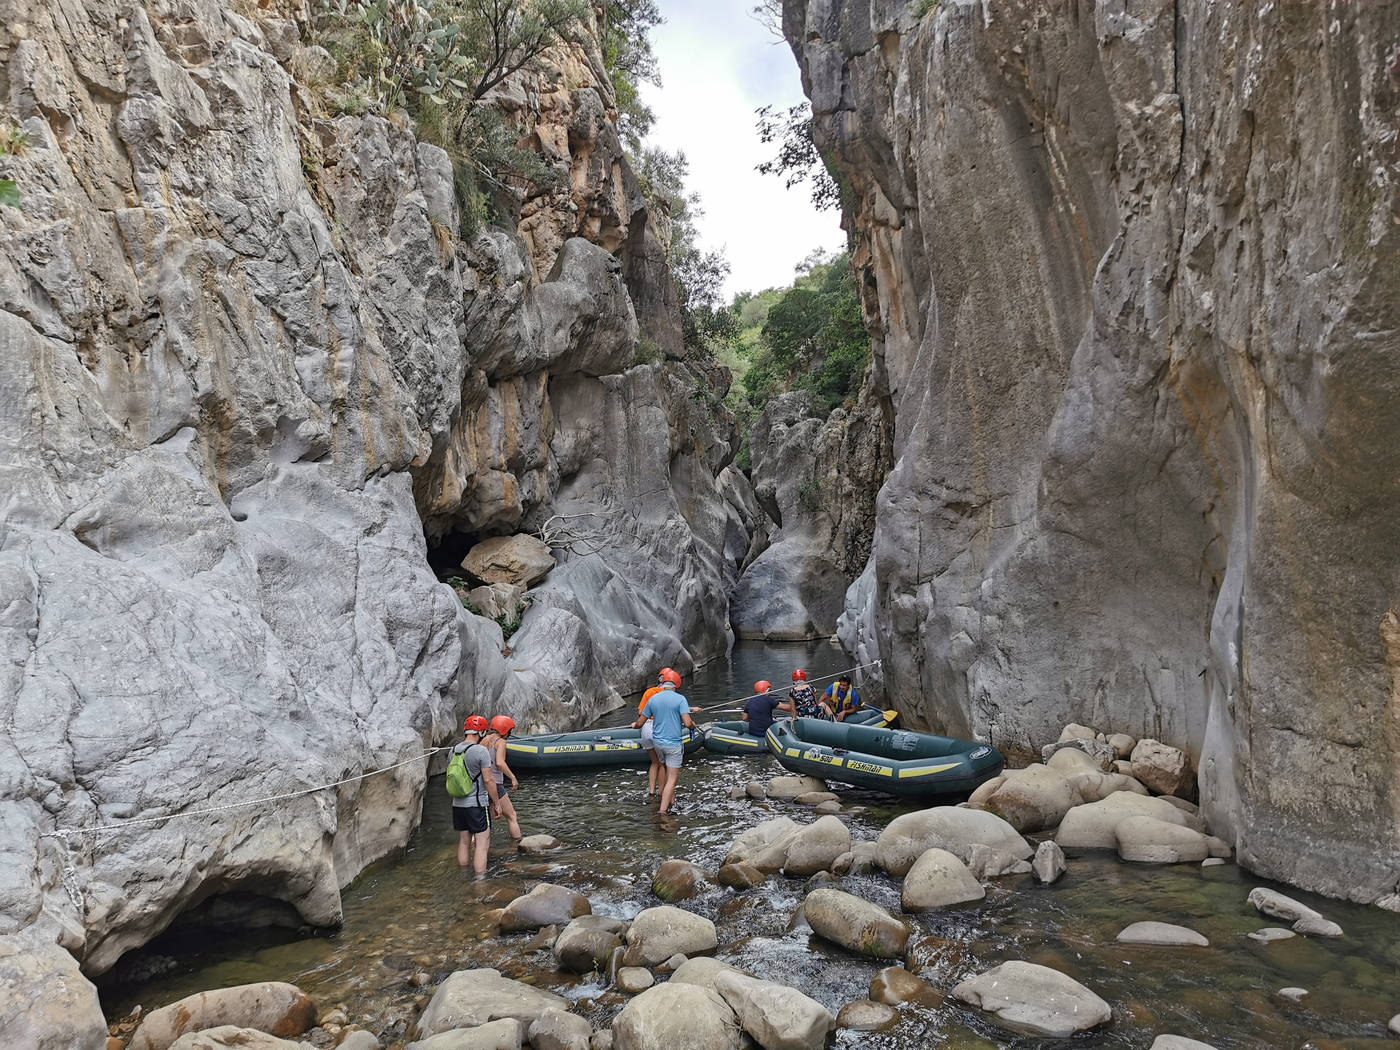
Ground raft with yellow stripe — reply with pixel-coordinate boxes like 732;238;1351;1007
704;707;897;756
505;726;704;770
765;717;1003;798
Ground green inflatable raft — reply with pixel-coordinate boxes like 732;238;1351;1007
704;707;897;756
505;726;704;771
765;717;1003;798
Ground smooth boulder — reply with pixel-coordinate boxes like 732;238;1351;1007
901;847;985;910
869;967;942;1007
1149;1039;1217;1050
802;889;909;959
616;968;653;994
1032;840;1066;883
717;863;766;889
500;884;591;932
406;1019;523;1050
952;961;1111;1037
131;983;316;1050
1116;922;1209;946
766;776;827;800
835;1001;897;1032
1055;792;1202;850
463;534;555;587
624;906;717;966
1246;888;1344;937
668;958;749;991
876;807;1031;876
782;816;852;876
1115;816;1212;863
167;1031;313;1050
529;1009;592;1050
653;860;707;902
726;818;798;866
554;916;625;974
1064;769;1148;803
713;971;835;1050
416;970;568;1037
611;983;740;1050
983;766;1080;832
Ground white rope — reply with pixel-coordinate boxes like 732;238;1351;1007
618;658;884;725
42;746;451;840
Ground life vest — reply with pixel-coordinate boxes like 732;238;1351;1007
639;685;662;714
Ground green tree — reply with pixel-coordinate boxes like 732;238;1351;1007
755;102;842;212
601;0;662;145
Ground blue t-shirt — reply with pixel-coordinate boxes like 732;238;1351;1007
744;694;783;736
641;689;691;748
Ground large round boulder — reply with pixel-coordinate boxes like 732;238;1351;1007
668;958;750;991
611;983;740;1050
554;916;626;974
623;906;717;966
500;884;591;932
652;860;707;902
982;766;1080;832
529;1009;593;1050
782;816;852;876
1117;921;1209;946
901;847;985;910
416;969;569;1037
876;807;1031;876
167;1031;314;1050
130;983;316;1050
766;776;828;800
1115;816;1211;863
802;889;909;959
725;818;799;866
1064;769;1148;803
835;1001;898;1032
1055;792;1202;850
868;967;942;1007
951;961;1111;1037
713;971;835;1050
405;1018;523;1050
463;534;555;587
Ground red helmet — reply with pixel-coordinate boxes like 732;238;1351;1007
754;680;772;693
490;715;516;737
792;669;807;682
463;715;489;734
660;667;682;688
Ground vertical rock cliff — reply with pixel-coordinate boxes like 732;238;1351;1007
787;0;1400;902
0;0;747;1042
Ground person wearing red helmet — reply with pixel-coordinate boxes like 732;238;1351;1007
740;680;782;738
637;667;680;798
452;715;501;873
631;668;696;815
483;715;522;841
785;669;833;720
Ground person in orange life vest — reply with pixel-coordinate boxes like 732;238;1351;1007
638;667;679;797
786;669;833;720
824;675;863;721
483;715;522;840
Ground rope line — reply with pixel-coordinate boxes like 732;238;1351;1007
42;747;451;840
628;658;884;724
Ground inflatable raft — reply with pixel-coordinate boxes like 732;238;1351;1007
765;718;1003;797
704;707;897;756
505;726;704;771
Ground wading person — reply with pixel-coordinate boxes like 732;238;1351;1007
825;675;863;721
638;667;679;798
486;715;522;840
788;669;833;720
632;671;696;815
449;715;501;874
740;680;782;737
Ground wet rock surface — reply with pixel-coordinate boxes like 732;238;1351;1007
952;961;1112;1037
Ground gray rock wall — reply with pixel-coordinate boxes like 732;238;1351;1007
0;0;747;1042
786;0;1400;901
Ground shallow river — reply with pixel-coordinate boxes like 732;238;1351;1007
102;641;1400;1049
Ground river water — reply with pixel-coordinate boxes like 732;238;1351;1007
101;640;1400;1049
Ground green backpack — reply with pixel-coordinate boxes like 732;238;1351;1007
445;747;475;798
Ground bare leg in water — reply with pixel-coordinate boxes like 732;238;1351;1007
658;764;681;815
645;747;661;796
496;792;522;840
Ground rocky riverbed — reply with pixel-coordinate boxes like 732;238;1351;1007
103;747;1400;1050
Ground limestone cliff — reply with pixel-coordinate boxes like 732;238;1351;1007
0;0;745;1043
787;0;1400;902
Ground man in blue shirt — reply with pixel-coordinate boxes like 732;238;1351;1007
741;680;783;737
632;676;696;815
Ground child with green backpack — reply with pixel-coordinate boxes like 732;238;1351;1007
448;715;501;874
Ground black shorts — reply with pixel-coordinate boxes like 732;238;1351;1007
453;805;488;833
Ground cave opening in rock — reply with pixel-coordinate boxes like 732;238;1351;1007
424;527;481;580
92;891;322;1013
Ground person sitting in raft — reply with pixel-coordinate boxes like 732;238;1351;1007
785;669;833;720
740;680;782;737
824;675;863;721
638;668;679;798
631;671;696;815
484;715;522;840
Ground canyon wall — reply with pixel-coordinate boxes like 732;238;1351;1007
787;0;1400;903
0;0;748;1044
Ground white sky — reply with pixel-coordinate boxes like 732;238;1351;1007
642;0;846;299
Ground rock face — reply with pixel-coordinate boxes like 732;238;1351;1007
0;0;760;1042
786;0;1400;901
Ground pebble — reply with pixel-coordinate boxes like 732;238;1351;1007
836;999;898;1031
1278;987;1308;1002
814;800;842;815
519;834;563;852
745;781;767;799
1247;928;1296;944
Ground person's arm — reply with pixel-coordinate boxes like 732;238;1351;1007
495;739;518;789
740;709;749;722
632;700;650;730
682;711;697;731
776;697;794;713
